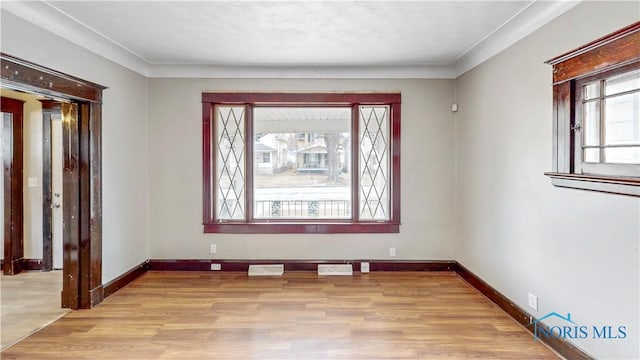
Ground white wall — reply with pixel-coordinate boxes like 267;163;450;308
1;10;150;283
148;78;456;260
454;2;640;359
20;95;42;260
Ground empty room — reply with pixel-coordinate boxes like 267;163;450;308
1;1;638;359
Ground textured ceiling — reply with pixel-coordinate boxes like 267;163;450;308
49;1;530;65
1;1;580;77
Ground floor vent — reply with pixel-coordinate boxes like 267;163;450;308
248;264;284;276
317;264;353;276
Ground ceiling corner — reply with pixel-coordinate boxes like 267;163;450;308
452;0;581;78
2;0;150;77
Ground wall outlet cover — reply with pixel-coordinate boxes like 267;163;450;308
528;292;538;311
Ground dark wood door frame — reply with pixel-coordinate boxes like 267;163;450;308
1;53;106;309
2;96;25;275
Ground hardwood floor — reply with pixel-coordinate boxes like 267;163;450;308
1;271;559;359
1;270;69;350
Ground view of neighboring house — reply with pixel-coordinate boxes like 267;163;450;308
254;143;278;174
294;132;348;175
254;133;290;174
255;132;348;176
296;134;329;174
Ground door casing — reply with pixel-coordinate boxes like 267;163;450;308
1;53;106;309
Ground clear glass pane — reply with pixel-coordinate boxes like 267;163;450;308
605;69;640;96
253;107;351;219
215;105;246;220
582;101;600;146
583;82;600;100
604;92;640;145
583;148;600;163
359;106;390;220
604;146;640;164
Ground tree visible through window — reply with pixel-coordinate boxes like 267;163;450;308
202;93;401;233
253;107;352;219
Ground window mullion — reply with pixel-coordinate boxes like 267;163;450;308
599;79;606;163
391;102;401;224
573;82;582;174
203;102;213;224
245;104;254;223
351;104;360;223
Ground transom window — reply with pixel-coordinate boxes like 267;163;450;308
202;93;401;233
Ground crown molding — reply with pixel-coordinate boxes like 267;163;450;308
453;0;581;77
1;0;150;76
3;0;580;79
147;63;455;79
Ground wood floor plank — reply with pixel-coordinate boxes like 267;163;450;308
1;271;558;359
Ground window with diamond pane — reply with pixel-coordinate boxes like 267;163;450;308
203;92;400;233
359;106;390;220
215;105;246;220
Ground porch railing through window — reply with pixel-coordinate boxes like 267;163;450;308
255;200;350;218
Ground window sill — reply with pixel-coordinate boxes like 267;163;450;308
545;172;640;197
204;222;400;234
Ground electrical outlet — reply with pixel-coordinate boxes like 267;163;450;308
360;262;370;273
528;292;538;311
210;244;217;254
389;247;396;257
210;263;221;271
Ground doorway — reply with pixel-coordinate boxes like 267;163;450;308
1;92;65;274
51;113;63;270
1;52;105;309
41;100;65;272
1;93;69;348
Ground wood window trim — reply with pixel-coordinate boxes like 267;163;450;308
545;21;640;197
202;92;401;234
